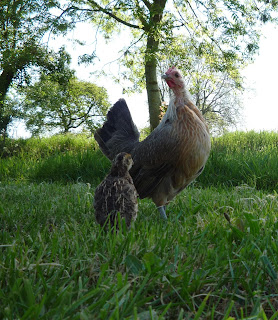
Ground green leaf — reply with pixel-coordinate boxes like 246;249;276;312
125;254;144;275
193;293;210;320
23;279;36;307
142;252;161;272
260;255;277;280
223;300;235;320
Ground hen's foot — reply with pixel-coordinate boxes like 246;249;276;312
157;206;167;220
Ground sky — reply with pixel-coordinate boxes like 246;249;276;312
241;23;278;132
11;20;278;138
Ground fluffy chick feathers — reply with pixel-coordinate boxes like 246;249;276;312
93;152;138;228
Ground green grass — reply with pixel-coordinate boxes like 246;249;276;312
1;131;278;191
1;131;278;319
197;131;278;191
0;133;110;185
1;182;278;319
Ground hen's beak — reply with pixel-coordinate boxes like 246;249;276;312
162;74;176;88
162;74;169;80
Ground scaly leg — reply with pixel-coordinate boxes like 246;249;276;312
157;206;167;220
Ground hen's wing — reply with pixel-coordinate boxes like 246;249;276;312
130;120;181;198
94;99;140;160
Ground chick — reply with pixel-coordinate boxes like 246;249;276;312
93;152;138;228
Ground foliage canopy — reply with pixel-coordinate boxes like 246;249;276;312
69;0;278;129
22;76;110;135
19;48;110;135
0;0;77;136
0;0;72;102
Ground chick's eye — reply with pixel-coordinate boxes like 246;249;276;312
175;73;179;78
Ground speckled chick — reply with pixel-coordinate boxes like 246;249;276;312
93;152;138;228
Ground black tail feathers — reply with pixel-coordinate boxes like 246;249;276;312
94;99;140;160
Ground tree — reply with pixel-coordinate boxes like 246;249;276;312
20;69;110;135
191;70;243;135
17;47;110;135
0;0;77;136
0;94;22;147
0;0;77;105
0;101;12;139
69;0;278;129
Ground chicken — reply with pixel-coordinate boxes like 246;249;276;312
94;67;211;219
94;152;138;228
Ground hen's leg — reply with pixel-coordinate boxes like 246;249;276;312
157;206;167;220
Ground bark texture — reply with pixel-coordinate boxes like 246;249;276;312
144;0;167;130
145;36;161;130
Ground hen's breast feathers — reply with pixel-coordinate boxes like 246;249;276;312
130;100;210;199
174;102;210;176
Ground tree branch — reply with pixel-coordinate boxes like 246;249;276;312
141;0;151;10
102;32;145;68
87;0;144;30
134;0;148;28
184;0;227;55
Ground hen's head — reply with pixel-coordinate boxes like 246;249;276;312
162;67;185;90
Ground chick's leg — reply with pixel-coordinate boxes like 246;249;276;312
157;206;167;220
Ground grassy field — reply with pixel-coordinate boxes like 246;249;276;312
1;131;278;319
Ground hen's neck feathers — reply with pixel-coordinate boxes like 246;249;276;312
157;82;208;131
174;86;192;106
158;85;192;126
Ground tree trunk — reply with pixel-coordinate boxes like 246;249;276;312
144;0;167;130
0;69;15;107
145;35;161;130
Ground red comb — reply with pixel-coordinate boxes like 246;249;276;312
165;66;176;74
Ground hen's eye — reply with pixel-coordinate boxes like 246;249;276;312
175;73;179;78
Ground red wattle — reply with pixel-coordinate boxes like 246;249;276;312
166;80;175;88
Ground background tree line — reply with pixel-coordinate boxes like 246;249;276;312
1;0;277;139
0;0;110;139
